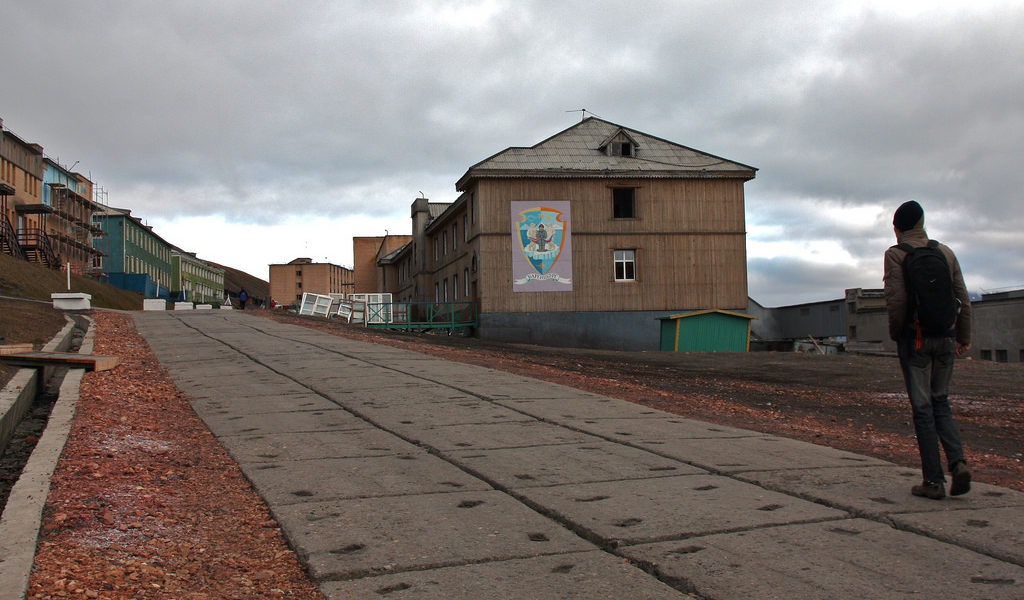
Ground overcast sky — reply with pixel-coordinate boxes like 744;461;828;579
3;0;1022;306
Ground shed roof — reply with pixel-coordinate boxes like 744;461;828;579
659;309;757;321
456;117;757;190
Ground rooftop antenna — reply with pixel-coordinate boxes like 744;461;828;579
566;108;600;121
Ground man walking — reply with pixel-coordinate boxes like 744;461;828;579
883;200;972;499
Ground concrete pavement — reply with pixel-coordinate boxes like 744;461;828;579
133;310;1024;599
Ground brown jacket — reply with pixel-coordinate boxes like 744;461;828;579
883;227;971;344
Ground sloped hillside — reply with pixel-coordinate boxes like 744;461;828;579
0;253;142;309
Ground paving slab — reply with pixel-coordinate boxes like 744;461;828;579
402;420;600;452
331;385;479;408
150;346;245;366
565;416;765;442
189;392;339;417
494;395;674;421
219;429;422;463
515;474;846;546
170;372;312;400
892;504;1024;566
199;407;368;436
239;454;492;505
275;362;375;379
458;380;603;401
627;432;888;473
449;441;705;489
312;373;435;398
382;360;536;384
620;518;1024;599
736;464;1024;517
352;397;534;429
273;490;595;581
319;550;689;599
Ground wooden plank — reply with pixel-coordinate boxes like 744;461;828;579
0;343;34;355
0;352;120;372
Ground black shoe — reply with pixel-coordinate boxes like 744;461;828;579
911;481;945;500
950;461;971;496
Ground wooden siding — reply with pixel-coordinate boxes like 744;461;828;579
472;178;748;314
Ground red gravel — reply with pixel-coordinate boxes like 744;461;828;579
28;312;324;599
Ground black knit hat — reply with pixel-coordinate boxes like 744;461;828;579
893;200;924;232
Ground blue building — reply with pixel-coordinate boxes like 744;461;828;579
92;205;172;298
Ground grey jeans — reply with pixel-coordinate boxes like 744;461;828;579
897;336;965;483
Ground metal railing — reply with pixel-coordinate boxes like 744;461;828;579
0;215;26;260
364;301;478;333
18;229;60;268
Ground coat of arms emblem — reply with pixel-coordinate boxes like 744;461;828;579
517;206;566;274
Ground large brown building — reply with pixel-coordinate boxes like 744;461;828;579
365;118;757;350
1;125;53;267
1;122;101;275
352;235;412;293
269;258;354;307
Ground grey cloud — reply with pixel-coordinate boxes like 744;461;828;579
3;0;1022;304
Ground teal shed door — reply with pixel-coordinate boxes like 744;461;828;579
663;312;750;352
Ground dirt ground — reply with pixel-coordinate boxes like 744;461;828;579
0;298;70;388
258;310;1024;491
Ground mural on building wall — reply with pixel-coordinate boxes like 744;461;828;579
511;201;573;291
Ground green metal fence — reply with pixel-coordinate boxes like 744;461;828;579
364;301;478;333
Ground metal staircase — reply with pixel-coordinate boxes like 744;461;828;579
18;229;60;268
0;214;26;260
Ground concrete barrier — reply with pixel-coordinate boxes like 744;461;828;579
173;302;193;311
50;293;91;310
143;299;166;311
0;316;91;599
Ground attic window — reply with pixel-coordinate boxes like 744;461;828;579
611;141;633;157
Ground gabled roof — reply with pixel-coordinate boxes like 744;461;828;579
456;117;757;190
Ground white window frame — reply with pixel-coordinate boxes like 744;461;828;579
613;249;636;282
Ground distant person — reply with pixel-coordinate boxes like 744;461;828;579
883;200;972;499
238;288;249;310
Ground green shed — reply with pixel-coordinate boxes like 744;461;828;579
658;309;756;352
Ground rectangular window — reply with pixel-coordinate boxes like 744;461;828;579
612;188;635;219
996;349;1008;363
453;274;459;299
443;232;448;255
464;268;470;297
452;223;458;250
614;249;636;281
981;349;992;361
463;214;469;241
612;141;633;157
443;278;449;301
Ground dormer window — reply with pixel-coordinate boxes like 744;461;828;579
601;129;639;157
611;141;632;157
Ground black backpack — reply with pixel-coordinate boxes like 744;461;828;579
897;240;958;337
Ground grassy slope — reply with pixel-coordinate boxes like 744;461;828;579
0;252;142;309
